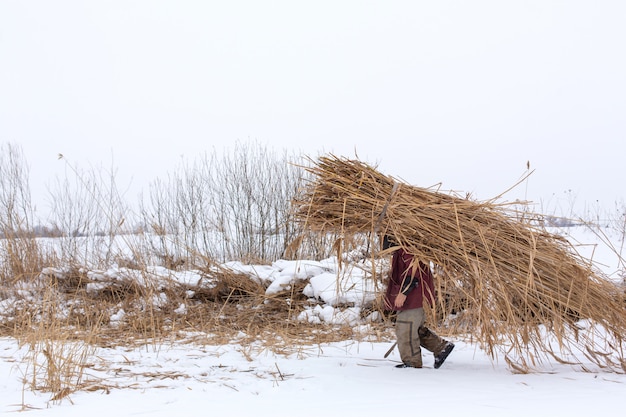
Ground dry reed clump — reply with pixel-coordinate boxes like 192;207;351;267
5;261;378;402
292;155;626;372
2;261;374;352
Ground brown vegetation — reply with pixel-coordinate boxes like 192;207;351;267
292;155;626;372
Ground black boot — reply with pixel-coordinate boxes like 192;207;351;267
395;362;422;368
434;342;454;369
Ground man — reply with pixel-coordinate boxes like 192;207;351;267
383;235;454;369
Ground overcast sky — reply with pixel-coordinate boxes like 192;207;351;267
1;1;624;219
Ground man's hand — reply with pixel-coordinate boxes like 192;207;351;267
394;292;407;308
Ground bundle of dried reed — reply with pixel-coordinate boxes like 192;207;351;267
292;155;626;372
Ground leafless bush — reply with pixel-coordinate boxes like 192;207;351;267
46;156;136;267
0;143;44;283
141;141;319;264
206;142;305;261
607;200;626;282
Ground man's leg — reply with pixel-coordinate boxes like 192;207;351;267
418;326;454;369
395;308;425;368
418;326;447;353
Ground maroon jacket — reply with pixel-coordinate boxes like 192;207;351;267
384;248;435;311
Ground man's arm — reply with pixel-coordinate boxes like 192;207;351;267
394;276;418;308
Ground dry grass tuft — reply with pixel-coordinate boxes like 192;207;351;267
3;259;382;353
3;254;389;401
292;155;626;372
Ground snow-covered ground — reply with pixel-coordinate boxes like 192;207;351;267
2;335;625;416
1;223;625;416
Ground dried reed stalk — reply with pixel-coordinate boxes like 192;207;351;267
292;155;626;372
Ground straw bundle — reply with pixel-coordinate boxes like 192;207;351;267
292;155;626;372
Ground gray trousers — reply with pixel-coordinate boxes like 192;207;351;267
395;307;447;367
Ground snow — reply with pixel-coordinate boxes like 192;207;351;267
2;336;625;416
2;225;625;416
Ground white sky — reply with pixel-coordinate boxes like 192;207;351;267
1;1;625;218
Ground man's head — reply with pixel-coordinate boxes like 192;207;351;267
382;235;399;251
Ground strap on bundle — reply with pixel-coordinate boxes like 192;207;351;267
374;181;399;234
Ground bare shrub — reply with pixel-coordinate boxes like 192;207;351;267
141;141;314;264
0;143;44;284
205;142;305;262
47;155;136;267
606;201;626;283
